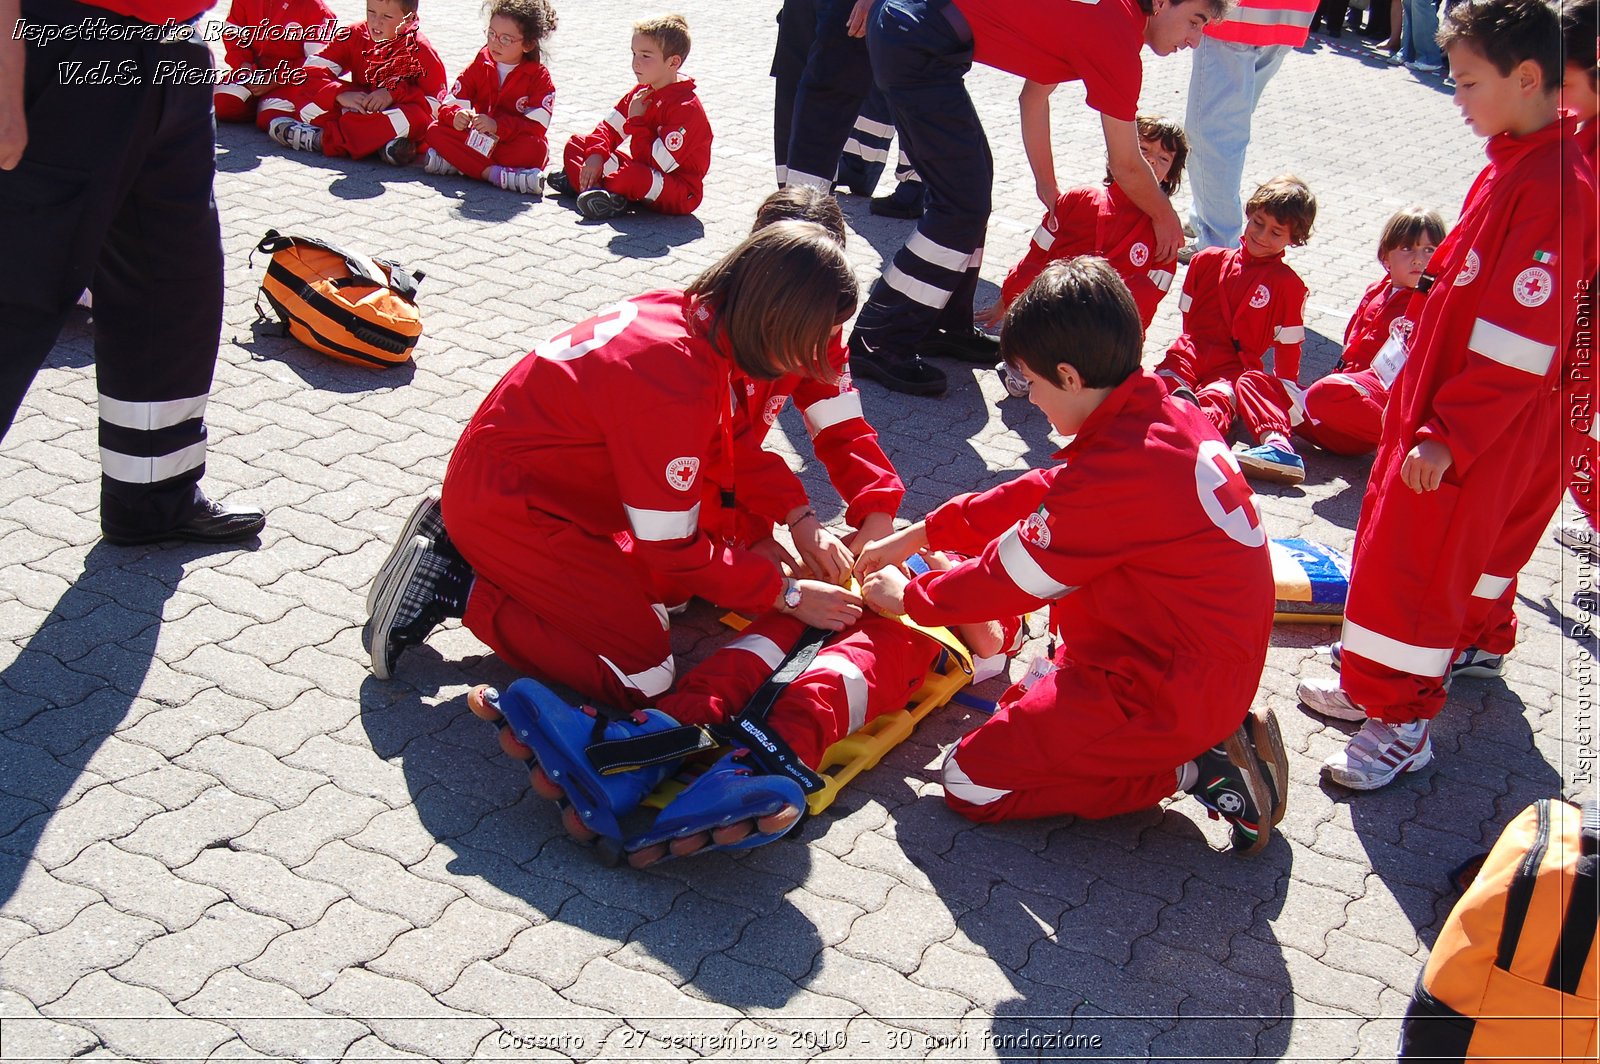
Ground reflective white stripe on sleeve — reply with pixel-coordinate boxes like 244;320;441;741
604;108;626;134
852;115;894;139
1324;372;1373;399
1468;318;1558;376
304;55;341;72
100;442;207;485
524;106;551;126
650;138;679;173
599;652;676;699
382;108;409;138
806;653;869;733
907;230;981;272
215;83;252;103
784;169;832;191
1340;619;1454;677
258;96;293;116
601;155;621;178
882;264;953;309
1471;572;1513;600
1275;325;1305;344
1179;292;1193;314
1030;223;1055;253
727;633;786;671
99;393;208;431
941;749;1010;807
802;391;864;435
996;526;1074;600
642;168;665;202
624;502;699;541
1148;269;1174;292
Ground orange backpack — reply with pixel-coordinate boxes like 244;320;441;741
254;230;423;368
1399;798;1599;1062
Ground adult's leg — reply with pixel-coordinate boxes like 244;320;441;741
1185;38;1261;251
836;83;895;195
783;0;874;190
772;0;820;185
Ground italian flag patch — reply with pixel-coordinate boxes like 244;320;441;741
1532;250;1556;264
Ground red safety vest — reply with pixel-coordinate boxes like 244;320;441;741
1204;0;1316;47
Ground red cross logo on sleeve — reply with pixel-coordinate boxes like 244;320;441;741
1195;441;1266;548
536;301;639;362
1210;455;1259;530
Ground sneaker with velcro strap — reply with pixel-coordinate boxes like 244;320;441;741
495;167;545;197
1186;707;1289;856
365;535;474;680
268;117;323;154
423;149;461;176
1296;675;1369;721
1322;717;1432;791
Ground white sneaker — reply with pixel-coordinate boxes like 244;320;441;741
1296;676;1368;721
1323;718;1432;790
423;149;461;176
495;167;544;197
268;117;322;153
1555;521;1598;558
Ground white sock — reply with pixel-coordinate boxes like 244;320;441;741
483;165;504;184
1261;433;1291;450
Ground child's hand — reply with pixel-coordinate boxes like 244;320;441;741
860;566;910;618
578;153;605;191
790;511;854;586
975;301;1006;329
627;86;653;119
452;111;472;130
336;90;368;111
469;115;498;135
785;580;864;631
851;522;929;581
1400;439;1453;493
363;88;394;112
844;512;896;556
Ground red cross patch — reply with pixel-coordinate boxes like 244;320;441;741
666;456;700;492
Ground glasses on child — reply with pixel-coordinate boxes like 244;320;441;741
486;28;524;47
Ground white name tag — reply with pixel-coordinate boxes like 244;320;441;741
467;129;498;155
1372;334;1409;388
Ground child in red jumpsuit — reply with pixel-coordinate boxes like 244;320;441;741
212;0;337;125
988;114;1188;335
859;257;1287;855
365;223;866;707
1275;207;1446;457
1297;0;1598;791
262;0;446;165
546;13;712;219
422;0;557;196
1155;175;1315;485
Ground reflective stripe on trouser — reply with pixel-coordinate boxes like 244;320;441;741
442;452;676;710
853;0;990;360
940;659;1233;824
1340;391;1563;723
0;13;224;534
771;0;821;181
1294;369;1387;455
783;0;873;190
838;84;894;190
657;612;941;767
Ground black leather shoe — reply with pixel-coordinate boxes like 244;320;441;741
921;324;1000;364
850;349;947;397
546;170;576;197
869;180;924;219
103;495;267;546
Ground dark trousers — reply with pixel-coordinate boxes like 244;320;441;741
771;0;818;182
782;0;874;189
1;0;221;535
852;0;990;361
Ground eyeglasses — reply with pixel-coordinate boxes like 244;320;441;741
486;28;525;47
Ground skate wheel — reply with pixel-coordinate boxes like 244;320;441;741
529;765;564;801
595;837;625;867
467;684;502;722
498;723;534;761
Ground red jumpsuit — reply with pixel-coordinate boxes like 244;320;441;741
425;49;555;179
212;0;336;123
899;370;1274;823
258;20;447;160
998;183;1178;331
440;291;783;709
561;79;712;215
1157;242;1308;440
1339;116;1598;725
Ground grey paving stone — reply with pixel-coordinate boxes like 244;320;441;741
4;783;160;871
280;733;412;809
0;988;100;1060
226;689;357;759
116;787;277;869
835;882;956;975
365;896;529;995
241;898;410;998
231;783;388;867
117;686;261;759
494;893;641;992
179;968;370;1062
55;841;226;932
177;847;346;931
42;970;237;1061
0;902;165;1004
407;841;579;922
295;839;463;926
309;967;500;1061
112;763;220;813
175;735;328;810
112;902;289;1001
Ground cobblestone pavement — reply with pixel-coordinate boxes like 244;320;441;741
1;1;1594;1060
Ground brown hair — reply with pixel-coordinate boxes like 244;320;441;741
686;221;857;382
1001;257;1142;390
1245;174;1318;246
1376;206;1448;261
1563;0;1598;89
751;186;848;245
1105;113;1189;196
488;0;557;60
391;0;421;15
1136;0;1233;17
1439;0;1563;90
634;12;691;62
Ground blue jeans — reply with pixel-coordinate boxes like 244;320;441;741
1185;37;1291;251
1398;0;1441;65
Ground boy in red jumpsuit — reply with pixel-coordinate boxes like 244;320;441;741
547;13;712;220
1155;175;1314;485
212;0;337;125
1275;207;1446;457
988;114;1188;335
422;0;556;196
261;0;446;165
1297;0;1598;791
859;257;1287;854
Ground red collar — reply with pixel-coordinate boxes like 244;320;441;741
1052;370;1157;460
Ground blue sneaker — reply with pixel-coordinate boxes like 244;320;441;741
624;751;807;868
495;678;682;841
1235;443;1306;485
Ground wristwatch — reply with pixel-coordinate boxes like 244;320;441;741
779;578;802;612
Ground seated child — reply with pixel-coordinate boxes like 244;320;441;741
1297;0;1598;792
262;0;447;165
546;13;712;219
1154;175;1315;484
986;113;1187;336
213;0;338;125
477;554;1020;868
858;257;1287;855
1261;207;1444;458
423;0;558;196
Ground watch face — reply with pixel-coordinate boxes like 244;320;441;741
784;583;802;608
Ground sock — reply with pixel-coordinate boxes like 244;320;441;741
1176;760;1199;793
1261;433;1291;450
484;165;504;185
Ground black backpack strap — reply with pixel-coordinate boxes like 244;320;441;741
1497;798;1552;970
255;230;421;301
1546;799;1599;994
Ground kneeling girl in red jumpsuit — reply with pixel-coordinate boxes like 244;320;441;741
365;222;866;704
859;256;1289;854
